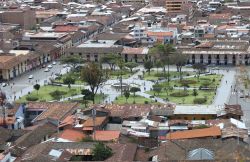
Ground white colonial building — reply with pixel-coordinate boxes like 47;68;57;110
179;39;250;65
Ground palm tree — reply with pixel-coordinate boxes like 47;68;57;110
150;44;176;96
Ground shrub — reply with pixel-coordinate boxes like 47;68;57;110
193;98;207;104
179;80;197;86
170;91;189;97
26;96;39;101
49;90;67;100
144;101;149;104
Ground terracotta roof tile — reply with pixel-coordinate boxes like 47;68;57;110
94;131;120;142
27;102;79;122
166;127;221;140
59;129;85;142
83;116;107;127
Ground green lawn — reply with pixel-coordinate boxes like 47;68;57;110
114;95;158;104
109;69;137;79
17;85;82;103
71;94;106;105
143;70;195;81
54;71;84;85
147;89;215;105
160;74;223;88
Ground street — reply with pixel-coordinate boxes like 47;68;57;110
1;63;70;101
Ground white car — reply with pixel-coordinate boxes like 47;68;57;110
2;83;7;87
47;65;53;69
52;61;56;65
44;68;50;72
28;75;33;79
63;64;68;68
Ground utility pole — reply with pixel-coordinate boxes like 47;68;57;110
92;107;96;140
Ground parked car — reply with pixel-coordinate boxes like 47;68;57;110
47;65;53;68
2;83;7;87
63;64;68;68
185;64;193;67
52;61;56;65
44;68;50;72
42;64;46;68
28;75;33;79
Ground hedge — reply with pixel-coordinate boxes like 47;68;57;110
193;98;207;104
26;96;39;101
170;91;189;97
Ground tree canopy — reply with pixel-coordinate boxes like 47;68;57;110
149;44;176;64
60;55;84;69
101;54;121;71
144;61;153;74
125;62;138;73
92;142;112;161
63;76;76;88
81;63;107;103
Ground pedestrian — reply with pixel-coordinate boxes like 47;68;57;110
144;87;146;91
226;80;227;84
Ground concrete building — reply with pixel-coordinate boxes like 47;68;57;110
0;50;39;81
0;8;36;30
179;39;250;65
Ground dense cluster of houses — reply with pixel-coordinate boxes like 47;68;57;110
0;96;249;161
0;0;250;81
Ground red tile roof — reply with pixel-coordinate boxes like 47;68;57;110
94;131;120;142
59;129;85;142
166;127;221;140
59;115;74;128
83;116;107;127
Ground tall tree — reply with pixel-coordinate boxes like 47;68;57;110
100;54;120;71
150;44;176;81
81;89;94;107
153;84;162;96
63;76;76;89
130;87;140;104
155;60;163;74
124;89;130;103
192;63;207;80
125;62;138;73
60;55;84;69
117;57;125;96
144;61;153;74
81;63;107;104
33;84;40;95
171;53;188;81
